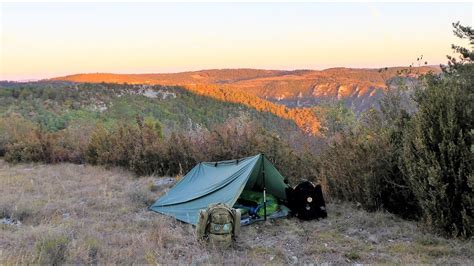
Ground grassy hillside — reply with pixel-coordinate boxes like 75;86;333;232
1;161;472;264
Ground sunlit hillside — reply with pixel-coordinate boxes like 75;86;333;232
53;66;440;114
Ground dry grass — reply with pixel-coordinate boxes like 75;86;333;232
0;160;472;264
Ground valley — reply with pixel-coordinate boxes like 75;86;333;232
54;66;440;114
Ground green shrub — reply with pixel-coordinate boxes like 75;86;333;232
3;126;88;164
35;235;69;265
0;115;37;157
129;116;165;175
162;131;199;176
400;23;473;237
4;138;43;163
85;124;112;165
318;91;419;218
402;71;472;237
345;250;361;261
52;122;93;163
86;116;165;175
84;237;101;264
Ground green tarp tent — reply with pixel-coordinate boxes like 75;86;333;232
149;154;288;225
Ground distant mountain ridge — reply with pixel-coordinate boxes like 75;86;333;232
52;66;439;86
52;66;440;133
52;69;286;85
53;66;439;105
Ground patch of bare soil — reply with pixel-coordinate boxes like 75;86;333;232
0;160;472;264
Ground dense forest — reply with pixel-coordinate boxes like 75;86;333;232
0;23;472;238
0;81;302;134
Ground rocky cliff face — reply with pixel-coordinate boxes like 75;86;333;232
221;67;439;113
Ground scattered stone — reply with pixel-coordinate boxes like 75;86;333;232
155;177;175;186
1;217;22;226
368;235;378;243
192;254;210;264
290;255;298;264
346;228;358;235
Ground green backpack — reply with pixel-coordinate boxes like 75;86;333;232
196;203;241;248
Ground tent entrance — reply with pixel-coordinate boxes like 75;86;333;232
234;189;290;226
235;156;290;224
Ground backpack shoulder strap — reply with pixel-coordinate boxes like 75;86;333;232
232;209;241;238
196;208;209;240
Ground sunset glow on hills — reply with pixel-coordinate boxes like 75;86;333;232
51;66;440;134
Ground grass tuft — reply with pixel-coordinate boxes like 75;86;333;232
35;235;69;265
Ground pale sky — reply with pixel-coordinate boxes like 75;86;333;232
0;2;472;81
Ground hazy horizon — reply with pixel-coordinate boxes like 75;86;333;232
1;2;472;81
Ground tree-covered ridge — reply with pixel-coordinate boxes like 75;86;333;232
52;66;440;115
50;66;442;134
0;81;300;135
